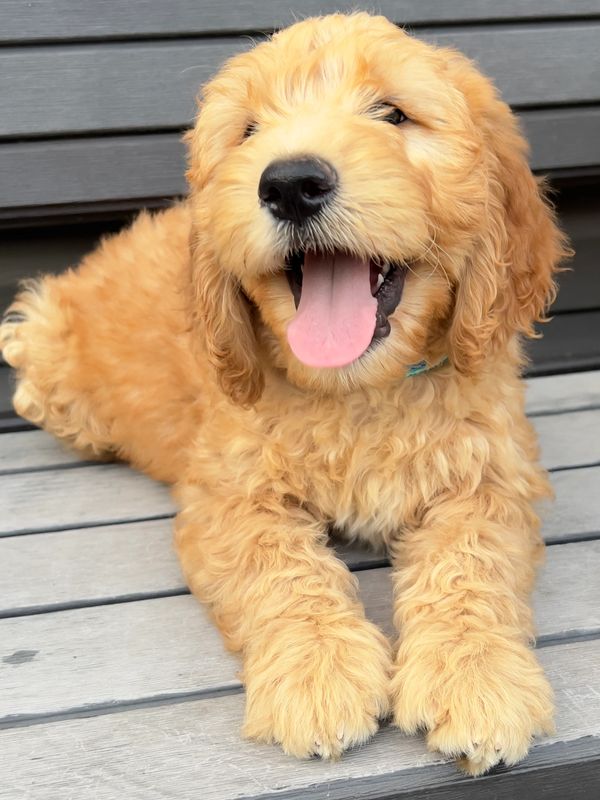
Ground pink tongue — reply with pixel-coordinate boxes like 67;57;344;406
287;252;377;368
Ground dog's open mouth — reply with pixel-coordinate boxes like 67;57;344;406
284;250;407;368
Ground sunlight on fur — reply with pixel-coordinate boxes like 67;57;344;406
1;12;571;775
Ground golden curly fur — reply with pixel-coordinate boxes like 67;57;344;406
1;13;570;775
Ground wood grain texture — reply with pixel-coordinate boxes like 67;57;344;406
1;540;598;719
0;520;180;615
0;430;92;474
525;370;600;415
0;463;176;536
520;106;600;173
3;0;600;42
0;39;244;138
545;466;600;540
2;25;599;139
535;408;600;469
0;134;187;211
1;640;598;800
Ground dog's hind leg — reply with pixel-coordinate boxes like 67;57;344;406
0;205;202;483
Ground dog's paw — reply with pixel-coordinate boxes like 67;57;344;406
0;284;60;426
0;305;30;368
242;614;391;759
392;637;554;775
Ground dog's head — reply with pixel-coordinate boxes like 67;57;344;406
185;13;568;405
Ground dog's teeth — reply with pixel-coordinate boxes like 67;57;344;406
381;262;391;276
376;274;384;290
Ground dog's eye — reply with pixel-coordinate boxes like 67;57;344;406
242;122;257;140
382;107;407;126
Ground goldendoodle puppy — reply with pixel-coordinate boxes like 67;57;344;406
1;12;569;774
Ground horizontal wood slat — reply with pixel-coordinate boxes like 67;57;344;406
3;1;600;43
0;463;175;536
0;39;240;139
0;430;91;473
1;108;598;219
525;370;600;414
0;520;178;615
0;135;187;215
546;466;600;540
1;640;598;800
1;541;598;719
520;107;600;171
1;25;599;140
534;408;600;469
527;311;600;376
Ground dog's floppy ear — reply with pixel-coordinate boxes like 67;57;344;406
448;92;569;373
184;124;264;408
188;232;264;407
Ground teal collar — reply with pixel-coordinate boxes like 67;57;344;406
406;355;449;378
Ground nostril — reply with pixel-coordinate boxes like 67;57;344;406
300;179;330;199
264;185;282;204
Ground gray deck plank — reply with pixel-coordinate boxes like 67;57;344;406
1;540;598;719
1;107;599;216
0;134;187;212
0;520;179;615
1;25;599;139
520;106;600;172
525;370;600;415
534;408;600;469
0;639;598;800
0;430;93;474
544;466;600;541
0;463;175;536
3;0;599;43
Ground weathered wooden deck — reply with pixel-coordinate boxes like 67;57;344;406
1;370;599;799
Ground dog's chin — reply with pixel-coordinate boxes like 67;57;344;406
281;249;408;369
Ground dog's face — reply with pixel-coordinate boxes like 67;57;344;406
186;13;566;404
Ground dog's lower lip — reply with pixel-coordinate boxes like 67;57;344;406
284;250;407;345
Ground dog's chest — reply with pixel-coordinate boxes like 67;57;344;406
266;394;426;543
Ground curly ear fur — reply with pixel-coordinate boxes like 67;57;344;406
184;122;265;408
188;234;264;408
449;87;570;373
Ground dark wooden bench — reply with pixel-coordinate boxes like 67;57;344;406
1;3;599;798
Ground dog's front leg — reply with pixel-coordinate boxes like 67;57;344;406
175;485;391;759
390;494;554;775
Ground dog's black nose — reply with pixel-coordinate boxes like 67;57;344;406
258;157;337;224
